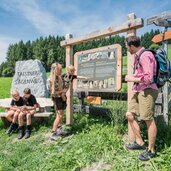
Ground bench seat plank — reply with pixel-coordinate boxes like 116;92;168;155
0;112;53;118
34;112;53;117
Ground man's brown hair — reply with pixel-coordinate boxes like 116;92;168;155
125;36;140;47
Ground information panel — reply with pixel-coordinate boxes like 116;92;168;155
74;44;122;92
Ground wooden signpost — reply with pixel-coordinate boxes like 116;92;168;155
86;96;102;105
152;30;171;43
60;13;143;128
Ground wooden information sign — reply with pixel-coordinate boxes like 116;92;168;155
74;44;122;92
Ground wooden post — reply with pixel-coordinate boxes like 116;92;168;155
147;12;171;125
65;34;74;125
162;29;169;125
60;14;143;127
127;13;137;143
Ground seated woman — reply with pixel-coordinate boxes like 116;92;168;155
17;88;38;139
6;90;26;135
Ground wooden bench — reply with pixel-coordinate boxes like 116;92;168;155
0;98;54;119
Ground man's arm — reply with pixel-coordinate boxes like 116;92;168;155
125;75;141;83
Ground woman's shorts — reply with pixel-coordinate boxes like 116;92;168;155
128;88;158;120
52;97;67;110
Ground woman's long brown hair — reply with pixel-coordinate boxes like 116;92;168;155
50;63;63;95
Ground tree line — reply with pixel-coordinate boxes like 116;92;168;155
0;29;161;77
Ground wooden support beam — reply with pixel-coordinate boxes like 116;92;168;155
153;19;171;27
61;17;143;47
65;34;74;125
147;10;171;25
127;13;138;144
162;39;169;125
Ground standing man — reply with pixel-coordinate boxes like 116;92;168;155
125;36;158;161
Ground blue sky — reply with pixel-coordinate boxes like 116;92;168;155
0;0;170;64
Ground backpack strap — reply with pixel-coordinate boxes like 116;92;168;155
135;49;156;84
135;49;155;71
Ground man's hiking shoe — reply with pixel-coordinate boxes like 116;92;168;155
18;126;24;139
125;142;146;150
6;123;18;135
138;150;156;161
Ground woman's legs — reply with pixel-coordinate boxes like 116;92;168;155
52;110;64;132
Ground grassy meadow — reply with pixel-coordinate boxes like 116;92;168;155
0;46;171;170
1;93;171;171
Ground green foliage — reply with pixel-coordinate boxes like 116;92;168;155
0;36;65;76
149;43;160;51
0;29;163;77
141;29;161;48
0;77;12;98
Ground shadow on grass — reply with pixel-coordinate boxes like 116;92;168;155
0;103;127;138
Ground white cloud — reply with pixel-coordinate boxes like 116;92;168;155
0;0;170;64
0;0;65;35
1;0;171;38
0;0;127;37
0;36;19;64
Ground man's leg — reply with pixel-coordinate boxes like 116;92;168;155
138;119;157;161
126;112;144;146
145;119;157;152
128;121;136;144
138;89;158;161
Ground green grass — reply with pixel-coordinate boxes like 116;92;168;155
0;112;171;171
0;78;171;171
0;46;171;170
0;77;12;98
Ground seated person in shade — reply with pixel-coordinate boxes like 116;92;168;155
6;90;26;135
17;88;38;139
